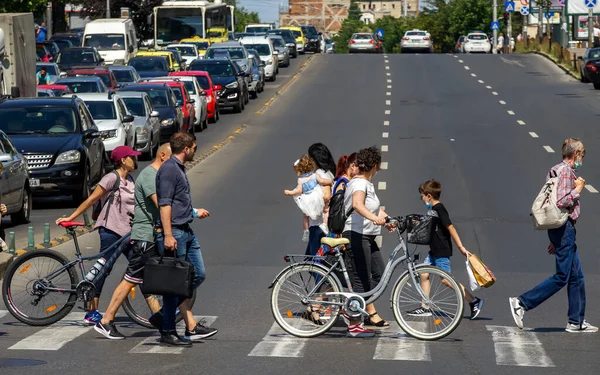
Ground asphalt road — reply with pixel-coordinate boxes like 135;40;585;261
2;52;600;374
1;54;310;251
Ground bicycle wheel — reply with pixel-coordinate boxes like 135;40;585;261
2;250;79;326
391;265;463;341
271;263;343;338
122;284;197;328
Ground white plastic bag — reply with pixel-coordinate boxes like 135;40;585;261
466;259;480;292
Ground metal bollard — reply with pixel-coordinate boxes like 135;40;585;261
8;231;15;255
28;226;34;248
44;223;51;245
83;211;91;227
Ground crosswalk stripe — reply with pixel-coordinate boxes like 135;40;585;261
373;322;430;361
248;321;308;357
9;312;92;351
129;315;217;354
0;309;8;320
487;325;554;367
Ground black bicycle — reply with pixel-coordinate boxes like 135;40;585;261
1;221;196;327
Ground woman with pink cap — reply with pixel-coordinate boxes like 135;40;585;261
57;145;140;324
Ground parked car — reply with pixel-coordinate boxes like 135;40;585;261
579;47;600;89
268;35;291;67
118;91;161;159
50;38;74;52
179;37;211;59
127;56;171;79
189;59;246;113
138;80;195;133
325;39;335;53
55;76;108;94
118;83;184;142
67;67;119;90
108;65;140;87
37;88;56;97
37;84;72;97
170;71;220;124
136;50;181;71
463;33;491;53
0;130;31;224
348;33;380;54
36;62;60;84
455;36;466;53
301;25;321;53
167;44;200;66
75;93;135;158
401;29;434;53
266;29;298;58
165;48;187;71
280;26;305;54
239;36;278;81
56;47;104;73
248;54;265;98
205;41;253;83
0;97;106;203
50;32;82;47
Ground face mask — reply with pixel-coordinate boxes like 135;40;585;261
574;160;582;169
425;201;432;209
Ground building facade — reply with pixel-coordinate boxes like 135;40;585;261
357;0;418;21
279;0;351;34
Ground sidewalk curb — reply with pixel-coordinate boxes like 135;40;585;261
526;51;579;81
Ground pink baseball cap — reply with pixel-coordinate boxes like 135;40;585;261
110;145;141;163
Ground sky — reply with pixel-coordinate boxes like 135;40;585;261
239;0;283;23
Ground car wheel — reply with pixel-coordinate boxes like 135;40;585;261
73;167;90;204
233;98;242;113
251;91;258;99
143;135;155;160
594;83;600;90
241;95;245;110
11;186;31;224
271;74;277;82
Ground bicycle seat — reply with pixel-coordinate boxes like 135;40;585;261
58;221;85;228
320;237;349;247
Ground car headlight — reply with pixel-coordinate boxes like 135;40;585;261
161;118;174;127
226;81;239;89
100;130;118;139
252;74;259;81
267;59;273;65
55;150;80;165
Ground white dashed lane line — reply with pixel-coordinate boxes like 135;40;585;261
381;145;388;152
478;80;484;83
486;86;492;89
586;185;599;193
471;73;477;77
458;60;464;63
382;132;389;138
387;85;392;88
378;182;387;190
385;110;391;115
380;162;388;170
499;100;506;105
385;66;390;70
464;66;470;70
492;92;498;95
543;146;555;153
386;92;391;96
384;120;390;126
507;110;515;115
385;100;391;106
517;120;526;125
385;60;389;63
386;73;391;76
387;79;392;83
529;132;539;138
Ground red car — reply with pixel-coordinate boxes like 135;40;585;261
37;84;72;96
169;71;219;123
140;80;195;132
67;68;119;90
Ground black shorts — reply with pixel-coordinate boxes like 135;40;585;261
123;240;158;284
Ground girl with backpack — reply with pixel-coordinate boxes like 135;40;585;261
56;146;139;325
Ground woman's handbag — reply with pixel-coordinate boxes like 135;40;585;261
141;252;195;298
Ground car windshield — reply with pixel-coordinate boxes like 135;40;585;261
52;34;82;46
122;98;146;116
70;73;111;87
352;34;372;39
37;90;53;97
84;34;126;51
171;87;184;102
207;47;245;59
85;101;116;120
36;65;59;75
247;26;270;33
301;27;318;36
140;90;170;108
129;58;168;71
468;34;487;40
189;75;209;89
243;44;270;56
0;107;77;134
271;38;285;48
58;50;97;64
181;81;196;94
289;30;301;38
189;62;233;77
170;46;196;56
53;40;71;50
112;69;135;83
212;51;230;59
59;81;100;93
407;32;426;36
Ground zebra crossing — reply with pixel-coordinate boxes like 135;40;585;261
0;309;565;366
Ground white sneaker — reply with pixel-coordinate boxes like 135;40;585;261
302;229;309;243
509;297;524;329
566;320;598;333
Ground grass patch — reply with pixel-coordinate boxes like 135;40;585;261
515;38;581;79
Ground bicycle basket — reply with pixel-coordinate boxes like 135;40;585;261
405;214;435;245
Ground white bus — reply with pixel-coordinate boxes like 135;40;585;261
153;0;235;48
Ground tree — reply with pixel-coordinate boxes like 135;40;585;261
333;18;363;53
348;0;362;21
0;0;47;17
235;7;260;33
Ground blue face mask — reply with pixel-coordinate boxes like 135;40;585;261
574;160;582;169
425;202;432;209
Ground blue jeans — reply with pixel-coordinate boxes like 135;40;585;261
519;221;586;325
305;226;325;256
156;226;206;331
424;255;452;273
96;227;123;298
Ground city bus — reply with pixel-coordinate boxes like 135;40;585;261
153;0;235;48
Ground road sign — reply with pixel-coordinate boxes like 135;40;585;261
491;21;500;31
505;1;515;12
376;29;384;38
585;0;596;9
544;12;554;19
558;0;565;5
520;5;529;14
520;0;529;5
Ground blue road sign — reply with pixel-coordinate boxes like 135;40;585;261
558;0;565;5
585;0;596;9
376;29;384;38
505;1;515;12
520;5;530;15
491;21;500;31
544;11;554;18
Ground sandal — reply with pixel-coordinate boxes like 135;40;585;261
364;312;390;327
301;307;325;326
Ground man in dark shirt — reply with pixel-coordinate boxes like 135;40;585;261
154;132;217;346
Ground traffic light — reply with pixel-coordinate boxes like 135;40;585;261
503;12;509;27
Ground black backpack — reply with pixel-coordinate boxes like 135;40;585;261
327;177;352;235
91;171;131;221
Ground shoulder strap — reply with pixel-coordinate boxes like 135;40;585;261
102;171;122;221
333;177;349;194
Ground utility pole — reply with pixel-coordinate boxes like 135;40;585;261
508;12;512;53
493;0;498;53
46;2;53;39
538;4;543;40
523;12;528;46
403;0;408;17
106;0;110;18
589;8;594;47
560;3;567;47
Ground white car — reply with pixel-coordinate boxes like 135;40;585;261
140;76;208;131
167;44;200;67
74;93;136;156
400;29;433;53
239;36;278;81
118;91;161;160
463;33;491;53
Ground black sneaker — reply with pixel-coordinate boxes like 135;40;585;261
94;321;125;340
184;319;218;340
406;307;432;317
469;298;484;320
160;331;192;347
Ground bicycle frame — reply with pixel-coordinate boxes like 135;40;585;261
38;228;131;295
